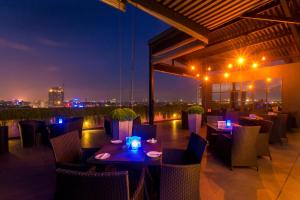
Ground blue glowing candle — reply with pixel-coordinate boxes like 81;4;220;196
58;118;63;124
226;120;231;127
126;136;141;150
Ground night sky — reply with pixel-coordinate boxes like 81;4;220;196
0;0;199;102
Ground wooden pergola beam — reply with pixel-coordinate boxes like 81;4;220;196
241;14;300;25
153;63;196;78
128;0;209;44
151;40;204;64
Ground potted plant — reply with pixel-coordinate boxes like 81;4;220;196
110;108;137;141
186;105;204;134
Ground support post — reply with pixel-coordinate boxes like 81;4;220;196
149;46;154;125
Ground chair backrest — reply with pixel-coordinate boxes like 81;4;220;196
18;122;36;148
206;115;223;124
132;124;157;140
50;130;81;163
186;133;207;164
225;111;240;123
133;116;142;127
258;120;273;134
231;126;260;166
56;168;130;200
277;113;288;138
104;116;112;136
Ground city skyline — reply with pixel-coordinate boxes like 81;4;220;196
0;0;199;102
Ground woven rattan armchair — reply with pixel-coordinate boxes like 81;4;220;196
50;130;99;171
55;167;145;200
256;120;273;160
216;126;260;170
160;133;207;200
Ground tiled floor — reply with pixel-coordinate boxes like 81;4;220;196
0;120;299;200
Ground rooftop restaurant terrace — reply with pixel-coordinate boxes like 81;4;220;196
0;120;300;200
1;0;300;199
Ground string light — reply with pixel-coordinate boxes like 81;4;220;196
224;72;229;78
266;77;272;82
207;66;212;71
252;63;258;69
237;57;245;65
228;63;233;69
204;76;209;81
262;56;266;61
190;65;195;71
248;84;253;89
196;73;200;77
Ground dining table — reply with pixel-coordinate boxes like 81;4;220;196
87;140;162;167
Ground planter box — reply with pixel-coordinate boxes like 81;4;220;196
188;114;202;134
112;120;133;141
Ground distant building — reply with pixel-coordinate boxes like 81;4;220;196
48;87;64;107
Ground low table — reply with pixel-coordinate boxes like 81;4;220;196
206;123;233;149
87;141;162;166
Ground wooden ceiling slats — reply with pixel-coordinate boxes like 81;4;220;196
173;0;194;12
183;0;216;19
203;1;266;29
168;0;183;9
178;0;203;15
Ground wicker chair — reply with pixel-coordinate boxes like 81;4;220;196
50;130;99;171
181;111;189;129
55;168;145;200
256;120;273;160
104;116;112;137
132;124;157;140
216;126;260;170
160;133;207;200
18;121;37;148
206;115;224;124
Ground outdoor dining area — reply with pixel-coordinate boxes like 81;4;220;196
1;105;300;200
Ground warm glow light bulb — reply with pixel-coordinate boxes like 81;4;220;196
204;76;209;81
228;63;233;69
207;67;211;71
237;57;244;64
196;73;200;77
191;65;195;70
266;77;272;82
252;63;258;69
248;85;253;89
262;56;266;61
224;72;229;78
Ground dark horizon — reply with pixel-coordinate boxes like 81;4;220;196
0;0;199;103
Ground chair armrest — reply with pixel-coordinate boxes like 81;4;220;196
56;162;90;172
162;148;186;165
160;164;200;200
81;147;101;162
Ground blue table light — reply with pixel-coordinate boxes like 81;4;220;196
126;136;141;150
226;120;231;127
56;118;63;124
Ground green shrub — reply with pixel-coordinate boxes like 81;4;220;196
186;105;204;114
110;108;137;121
